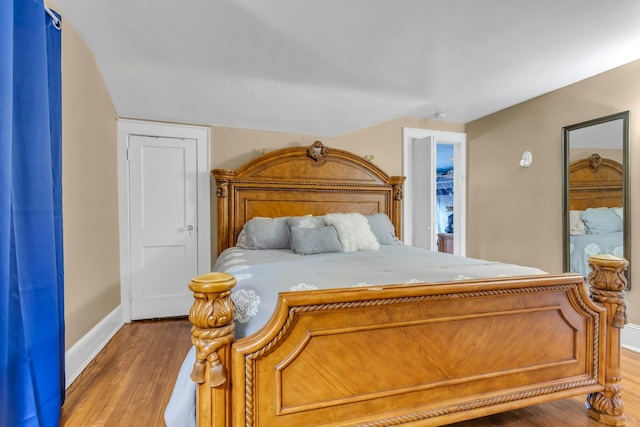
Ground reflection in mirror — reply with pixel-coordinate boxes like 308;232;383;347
562;111;630;288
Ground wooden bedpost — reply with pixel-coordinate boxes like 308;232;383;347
213;170;234;256
389;176;405;241
586;254;628;426
189;273;236;427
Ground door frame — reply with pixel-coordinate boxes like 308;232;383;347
117;119;210;322
402;128;467;256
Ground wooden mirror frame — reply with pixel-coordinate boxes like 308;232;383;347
562;111;631;288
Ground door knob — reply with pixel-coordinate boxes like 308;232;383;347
186;225;194;231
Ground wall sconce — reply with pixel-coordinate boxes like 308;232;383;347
519;151;532;168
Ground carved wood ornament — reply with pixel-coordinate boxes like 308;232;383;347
215;179;229;199
306;140;328;165
589;153;603;171
393;184;403;201
586;254;628;426
189;273;236;388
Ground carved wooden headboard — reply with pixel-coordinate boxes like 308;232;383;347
212;141;406;255
569;153;623;210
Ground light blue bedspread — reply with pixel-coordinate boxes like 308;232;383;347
570;231;623;278
165;246;545;427
217;245;545;338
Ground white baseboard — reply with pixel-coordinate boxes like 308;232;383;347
622;323;640;353
65;305;125;388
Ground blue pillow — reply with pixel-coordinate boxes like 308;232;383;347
243;217;290;249
366;213;400;245
290;226;343;255
580;208;623;234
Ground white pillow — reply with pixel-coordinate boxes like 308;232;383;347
323;213;380;252
236;229;247;247
569;210;586;236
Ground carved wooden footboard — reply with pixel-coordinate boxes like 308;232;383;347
188;255;628;427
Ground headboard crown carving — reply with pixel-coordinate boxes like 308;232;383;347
589;153;603;171
307;141;328;165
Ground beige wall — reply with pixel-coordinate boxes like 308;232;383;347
211;117;464;173
62;21;120;349
466;59;640;324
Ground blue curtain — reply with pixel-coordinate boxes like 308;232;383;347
0;1;64;426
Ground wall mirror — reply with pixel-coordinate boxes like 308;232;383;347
562;111;630;288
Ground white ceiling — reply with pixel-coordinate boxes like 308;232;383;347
54;0;640;136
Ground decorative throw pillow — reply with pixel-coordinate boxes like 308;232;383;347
366;213;400;245
243;217;290;249
290;226;343;255
287;215;325;229
323;213;380;252
569;210;586;236
235;229;247;247
580;208;623;234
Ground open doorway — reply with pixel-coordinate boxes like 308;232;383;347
402;128;466;256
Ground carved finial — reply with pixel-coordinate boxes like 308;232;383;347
216;180;229;198
189;273;236;387
393;184;403;201
586;254;628;424
589;153;602;171
307;141;328;165
588;254;628;328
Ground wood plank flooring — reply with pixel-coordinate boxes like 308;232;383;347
61;318;640;426
61;319;192;427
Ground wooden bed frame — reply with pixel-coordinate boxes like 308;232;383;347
569;153;623;210
188;142;628;426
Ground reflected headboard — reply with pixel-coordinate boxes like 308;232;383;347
569;153;623;210
212;141;406;255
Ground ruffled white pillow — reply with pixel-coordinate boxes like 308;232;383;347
323;213;380;252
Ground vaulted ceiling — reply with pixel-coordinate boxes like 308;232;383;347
54;0;640;136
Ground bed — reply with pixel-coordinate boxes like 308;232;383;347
169;142;628;427
568;154;624;277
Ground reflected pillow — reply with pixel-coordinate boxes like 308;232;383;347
569;210;586;236
613;207;623;221
580;208;623;234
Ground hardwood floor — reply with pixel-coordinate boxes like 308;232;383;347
61;318;640;426
61;319;192;427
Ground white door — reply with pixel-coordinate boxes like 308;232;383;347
403;128;466;256
128;135;198;319
412;136;436;250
